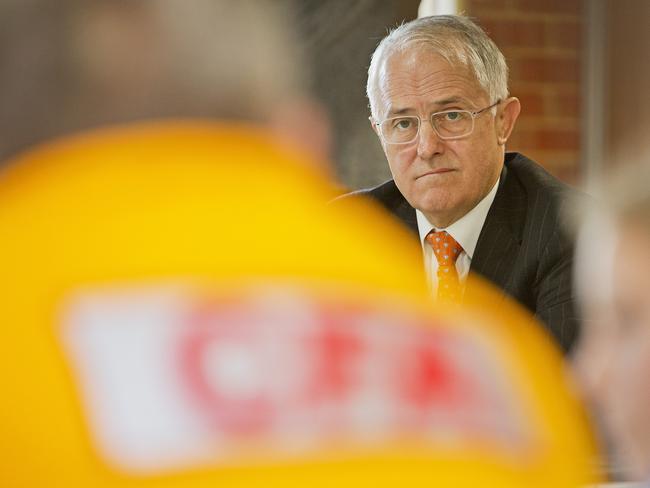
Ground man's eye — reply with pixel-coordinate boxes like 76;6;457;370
444;111;462;121
393;118;413;130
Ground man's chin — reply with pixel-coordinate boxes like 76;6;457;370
416;194;455;212
414;201;458;227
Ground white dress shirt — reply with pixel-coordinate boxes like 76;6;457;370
416;179;499;296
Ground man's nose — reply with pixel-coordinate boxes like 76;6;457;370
416;118;444;159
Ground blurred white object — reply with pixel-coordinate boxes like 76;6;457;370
62;284;528;475
418;0;458;17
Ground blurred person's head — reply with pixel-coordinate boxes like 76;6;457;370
366;15;520;228
574;161;650;480
0;0;330;163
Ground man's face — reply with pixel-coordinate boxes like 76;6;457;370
372;47;519;228
576;224;650;479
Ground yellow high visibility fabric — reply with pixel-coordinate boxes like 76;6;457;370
0;121;601;487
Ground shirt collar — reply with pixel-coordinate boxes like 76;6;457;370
416;178;499;259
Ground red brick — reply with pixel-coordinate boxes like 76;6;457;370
546;20;582;49
516;57;580;83
538;129;580;150
480;19;546;48
509;128;580;151
466;0;513;8
508;130;534;149
553;165;579;183
515;92;545;116
514;0;581;15
553;92;581;117
464;0;513;16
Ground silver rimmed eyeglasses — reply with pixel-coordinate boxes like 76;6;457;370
376;100;501;144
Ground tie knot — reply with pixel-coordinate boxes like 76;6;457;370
425;231;463;266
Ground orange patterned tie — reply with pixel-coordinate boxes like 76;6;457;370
425;230;463;302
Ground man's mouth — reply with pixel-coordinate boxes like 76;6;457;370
416;168;456;179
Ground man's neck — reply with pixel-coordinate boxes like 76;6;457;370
422;208;467;229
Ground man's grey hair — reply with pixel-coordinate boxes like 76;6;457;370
0;0;307;161
367;15;509;120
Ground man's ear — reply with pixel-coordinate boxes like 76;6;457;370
268;96;333;172
369;115;387;151
370;116;380;137
496;97;521;145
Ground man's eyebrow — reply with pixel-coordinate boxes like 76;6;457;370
386;106;413;117
435;96;465;106
385;96;471;117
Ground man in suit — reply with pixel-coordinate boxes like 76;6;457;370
348;15;578;352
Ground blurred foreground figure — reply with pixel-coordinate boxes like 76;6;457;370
0;1;600;487
575;162;650;482
0;0;329;162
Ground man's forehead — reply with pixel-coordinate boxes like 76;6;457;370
375;47;484;116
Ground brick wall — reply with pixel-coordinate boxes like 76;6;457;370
463;0;584;182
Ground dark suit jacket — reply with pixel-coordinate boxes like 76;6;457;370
347;152;579;353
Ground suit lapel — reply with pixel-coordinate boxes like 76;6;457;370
393;194;418;236
370;179;419;237
470;161;526;295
